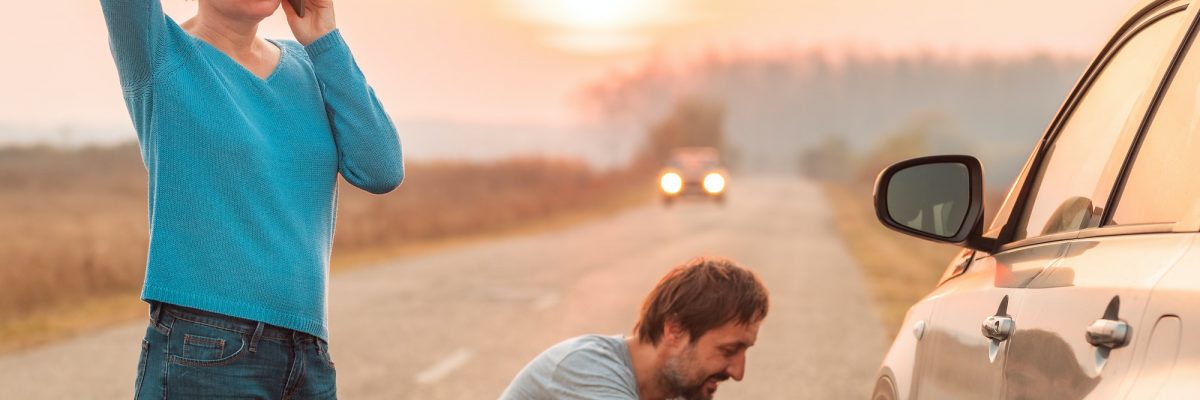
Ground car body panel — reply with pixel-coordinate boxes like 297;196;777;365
877;298;932;399
1132;237;1200;397
1002;233;1191;399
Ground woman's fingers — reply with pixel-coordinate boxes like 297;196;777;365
282;0;335;45
281;0;299;20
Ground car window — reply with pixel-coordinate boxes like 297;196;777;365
1111;32;1200;225
1013;11;1187;241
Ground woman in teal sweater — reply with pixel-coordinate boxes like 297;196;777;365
100;0;403;397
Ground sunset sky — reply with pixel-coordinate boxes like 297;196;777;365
0;0;1132;144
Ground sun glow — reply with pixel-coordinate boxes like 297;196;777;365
503;0;693;54
520;0;679;30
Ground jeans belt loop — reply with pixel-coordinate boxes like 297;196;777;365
150;302;163;325
249;322;265;353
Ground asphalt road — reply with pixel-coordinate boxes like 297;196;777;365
0;176;887;399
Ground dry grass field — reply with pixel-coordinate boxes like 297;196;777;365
0;144;653;352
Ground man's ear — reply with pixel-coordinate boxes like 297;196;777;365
662;318;689;346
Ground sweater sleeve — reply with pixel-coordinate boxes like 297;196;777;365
304;29;405;195
99;0;167;90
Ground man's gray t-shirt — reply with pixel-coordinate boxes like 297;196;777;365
500;335;639;400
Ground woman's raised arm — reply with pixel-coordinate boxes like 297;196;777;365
99;0;167;90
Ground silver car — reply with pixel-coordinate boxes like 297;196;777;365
872;0;1200;398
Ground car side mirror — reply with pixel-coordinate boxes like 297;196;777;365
873;155;994;251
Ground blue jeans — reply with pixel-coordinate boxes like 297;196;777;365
134;302;337;399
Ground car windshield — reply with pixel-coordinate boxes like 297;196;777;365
669;149;720;170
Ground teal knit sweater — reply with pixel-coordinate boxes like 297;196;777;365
100;0;404;339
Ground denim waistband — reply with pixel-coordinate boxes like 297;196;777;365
150;301;317;343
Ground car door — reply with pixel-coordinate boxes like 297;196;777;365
913;2;1194;399
914;243;1069;399
996;2;1196;398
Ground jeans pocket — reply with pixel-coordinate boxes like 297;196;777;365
182;334;226;360
167;319;249;367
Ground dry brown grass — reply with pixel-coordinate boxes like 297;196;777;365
0;144;652;353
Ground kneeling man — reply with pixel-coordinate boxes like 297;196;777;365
500;256;770;400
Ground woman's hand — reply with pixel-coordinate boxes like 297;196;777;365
282;0;336;46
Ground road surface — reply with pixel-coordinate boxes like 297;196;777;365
0;176;887;399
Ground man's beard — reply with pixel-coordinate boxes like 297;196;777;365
661;346;731;400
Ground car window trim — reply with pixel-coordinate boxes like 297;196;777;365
994;0;1192;248
1103;4;1200;229
999;230;1080;252
1080;223;1180;238
998;223;1183;252
1041;2;1188;148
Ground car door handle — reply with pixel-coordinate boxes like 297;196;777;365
1086;319;1130;349
982;315;1015;342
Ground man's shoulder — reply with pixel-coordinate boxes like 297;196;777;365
549;335;636;388
500;335;638;400
550;335;629;368
554;335;627;358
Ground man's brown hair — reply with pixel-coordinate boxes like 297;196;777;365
634;256;769;345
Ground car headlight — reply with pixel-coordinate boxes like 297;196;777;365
703;172;726;194
660;172;683;194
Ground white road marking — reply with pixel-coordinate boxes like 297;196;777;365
415;348;474;385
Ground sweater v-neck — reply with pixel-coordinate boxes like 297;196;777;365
188;34;287;83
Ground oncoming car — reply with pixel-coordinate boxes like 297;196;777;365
871;1;1200;398
658;147;728;205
